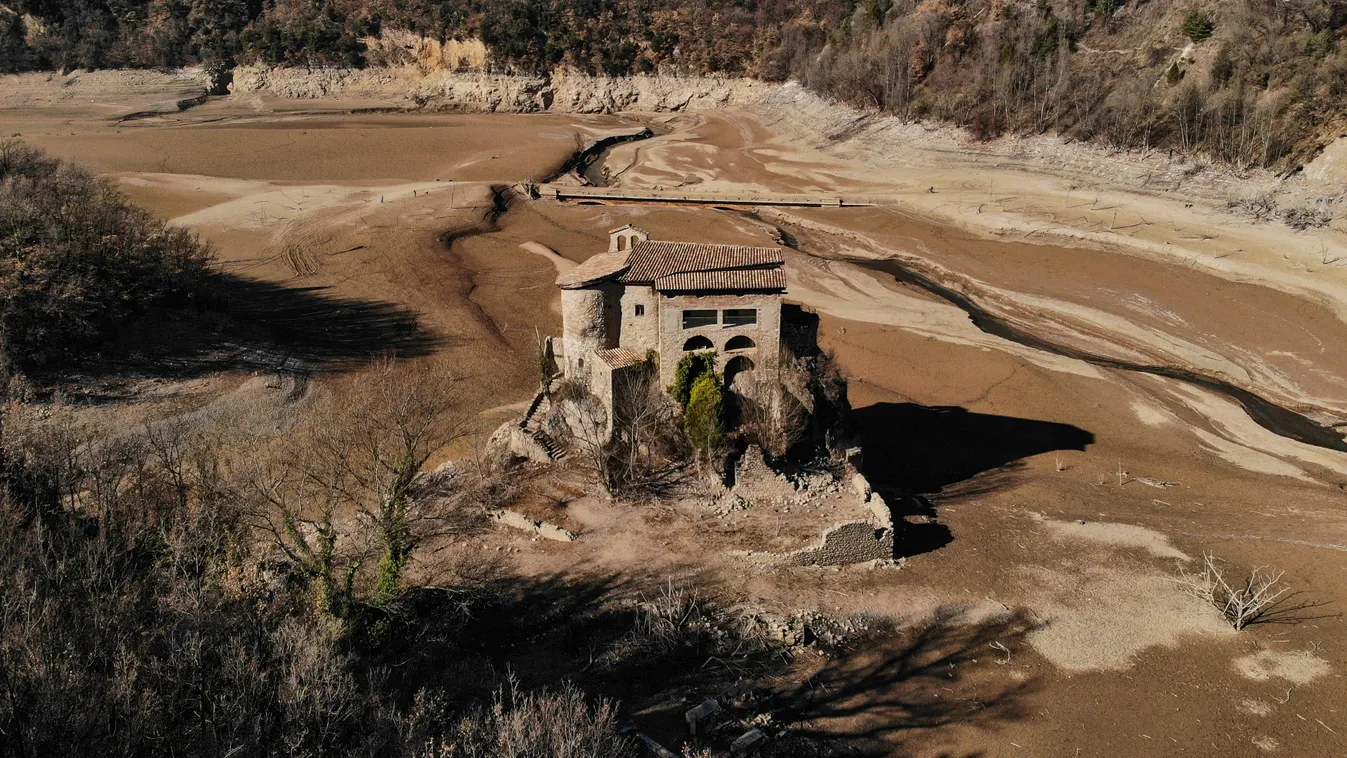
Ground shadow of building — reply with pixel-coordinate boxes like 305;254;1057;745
854;402;1094;559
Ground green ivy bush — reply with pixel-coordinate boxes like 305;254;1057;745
684;373;726;453
669;350;715;407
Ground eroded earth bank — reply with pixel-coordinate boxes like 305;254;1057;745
5;71;1347;757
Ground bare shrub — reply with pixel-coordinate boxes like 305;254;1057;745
560;362;690;498
600;582;782;676
0;404;398;758
778;347;854;459
420;679;639;758
626;582;712;660
300;358;471;599
1176;553;1292;630
234;358;477;610
1282;206;1333;230
447;447;526;512
556;391;613;483
737;372;807;460
0;140;213;372
1228;191;1279;222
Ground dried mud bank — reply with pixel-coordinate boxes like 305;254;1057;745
750;210;1347;451
748;82;1347;224
740;85;1347;325
855;256;1347;454
230;65;769;114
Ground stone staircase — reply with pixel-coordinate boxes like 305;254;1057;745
531;428;568;462
519;385;568;463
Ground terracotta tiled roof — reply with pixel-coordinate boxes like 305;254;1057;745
618;241;784;284
655;268;787;293
556;252;630;288
594;347;646;369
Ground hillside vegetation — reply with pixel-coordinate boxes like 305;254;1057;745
0;143;677;758
2;0;1345;166
0;139;212;373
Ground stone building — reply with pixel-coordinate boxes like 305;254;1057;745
553;225;786;419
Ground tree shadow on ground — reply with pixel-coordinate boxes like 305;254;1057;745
36;272;443;388
367;569;854;752
888;493;957;559
1247;590;1340;628
368;571;637;708
766;608;1042;757
368;572;1042;757
368;570;782;712
208;274;443;368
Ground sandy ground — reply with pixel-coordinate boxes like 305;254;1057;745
4;76;1347;757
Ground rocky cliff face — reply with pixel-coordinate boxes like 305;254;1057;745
229;65;771;114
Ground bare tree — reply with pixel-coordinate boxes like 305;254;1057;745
234;358;473;609
235;439;362;616
559;363;689;499
300;358;472;600
736;373;807;460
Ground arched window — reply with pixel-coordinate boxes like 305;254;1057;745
683;335;714;351
617;235;628;251
725;335;756;351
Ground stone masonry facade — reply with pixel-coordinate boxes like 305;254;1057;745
554;226;787;425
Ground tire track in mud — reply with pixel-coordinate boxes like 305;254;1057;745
268;209;352;277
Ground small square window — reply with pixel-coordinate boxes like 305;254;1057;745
634;304;645;316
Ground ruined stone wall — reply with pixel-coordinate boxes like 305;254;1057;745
732;445;796;500
746;461;896;568
778;521;893;567
486;506;576;542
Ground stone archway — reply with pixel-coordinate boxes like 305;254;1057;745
724;355;756;389
683;335;714;351
725;335;756;351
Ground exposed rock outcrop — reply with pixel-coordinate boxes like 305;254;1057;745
229;65;769;114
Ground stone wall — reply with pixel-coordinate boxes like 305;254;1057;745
486;507;576;542
746;462;897;568
656;292;781;388
777;499;894;566
732;445;796;500
559;287;606;381
617;285;659;355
